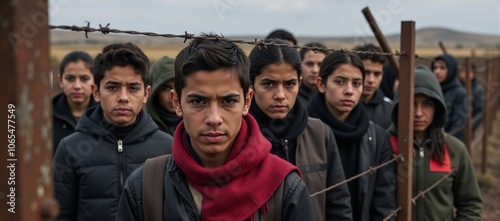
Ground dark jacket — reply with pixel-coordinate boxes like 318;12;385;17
433;54;468;141
52;92;98;154
389;65;482;221
54;106;173;221
250;100;353;221
297;83;316;108
307;93;396;221
116;157;314;221
460;78;484;131
361;89;393;129
145;56;181;135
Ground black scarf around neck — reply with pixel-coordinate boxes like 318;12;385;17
249;98;308;147
155;104;182;134
308;92;369;143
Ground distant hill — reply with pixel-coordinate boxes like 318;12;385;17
50;27;500;49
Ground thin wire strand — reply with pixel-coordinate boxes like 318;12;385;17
310;154;403;197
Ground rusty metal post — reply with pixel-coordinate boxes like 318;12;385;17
481;59;491;174
438;41;447;54
0;0;59;220
362;7;400;77
396;21;415;221
464;58;472;154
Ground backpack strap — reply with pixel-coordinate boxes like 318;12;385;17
142;154;171;221
262;180;284;221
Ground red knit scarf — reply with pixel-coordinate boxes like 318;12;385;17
172;114;299;221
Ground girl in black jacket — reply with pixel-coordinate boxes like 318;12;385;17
307;51;397;221
248;39;352;221
52;51;98;154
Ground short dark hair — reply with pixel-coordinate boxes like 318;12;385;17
93;43;150;89
174;34;250;100
59;51;93;76
265;29;297;45
249;39;302;85
299;42;328;60
320;51;365;85
352;43;387;64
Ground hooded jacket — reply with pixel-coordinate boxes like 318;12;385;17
52;92;98;154
361;89;393;129
116;114;317;221
432;54;468;141
146;56;181;135
459;78;484;131
389;65;482;221
54;106;173;221
307;93;396;221
250;99;353;221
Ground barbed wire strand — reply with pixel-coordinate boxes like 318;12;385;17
310;154;403;198
412;168;455;204
382;206;402;221
49;23;407;57
381;168;455;221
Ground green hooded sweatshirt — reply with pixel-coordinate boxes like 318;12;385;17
389;65;482;221
146;56;181;135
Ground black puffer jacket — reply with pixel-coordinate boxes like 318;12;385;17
433;54;468;141
361;90;393;129
116;157;315;221
52;93;98;154
54;106;173;221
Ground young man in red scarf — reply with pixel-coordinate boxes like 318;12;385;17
116;35;316;221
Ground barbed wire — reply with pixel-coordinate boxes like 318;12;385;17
382;206;402;221
381;168;455;221
310;154;403;198
412;168;455;204
414;54;436;63
49;23;406;57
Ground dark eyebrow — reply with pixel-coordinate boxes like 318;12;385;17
127;82;142;87
104;80;120;85
186;93;208;100
220;93;240;99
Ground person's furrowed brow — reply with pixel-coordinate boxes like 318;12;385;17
219;93;241;100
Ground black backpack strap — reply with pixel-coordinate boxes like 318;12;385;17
142;154;171;221
262;180;284;221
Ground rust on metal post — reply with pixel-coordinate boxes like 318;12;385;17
438;41;448;54
362;7;400;77
481;59;491;174
0;0;58;220
464;58;472;154
396;21;416;221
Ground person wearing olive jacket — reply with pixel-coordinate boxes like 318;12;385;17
389;65;482;221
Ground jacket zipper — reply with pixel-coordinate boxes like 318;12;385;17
281;139;289;162
117;140;125;190
415;145;425;220
170;171;201;220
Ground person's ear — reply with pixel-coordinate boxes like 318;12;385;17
142;85;152;104
242;88;253;116
298;75;303;85
316;77;325;93
171;90;183;117
92;84;101;102
58;74;63;88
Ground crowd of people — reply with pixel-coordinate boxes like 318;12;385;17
52;29;483;221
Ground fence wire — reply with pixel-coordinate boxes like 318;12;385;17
382;169;455;221
49;23;406;57
310;154;403;198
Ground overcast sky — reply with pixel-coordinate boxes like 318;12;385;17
48;0;500;38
